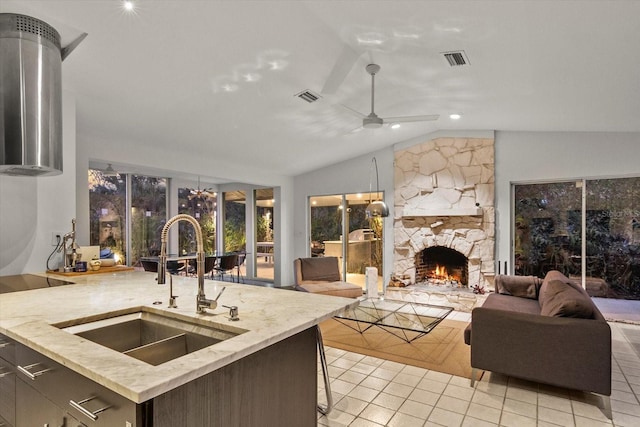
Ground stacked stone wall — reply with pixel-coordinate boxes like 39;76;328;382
393;137;495;290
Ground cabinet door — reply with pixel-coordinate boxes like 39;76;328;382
0;358;16;426
16;379;64;427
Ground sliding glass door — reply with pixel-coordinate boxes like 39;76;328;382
513;177;640;299
514;181;582;279
310;192;384;290
255;188;274;280
584;177;640;299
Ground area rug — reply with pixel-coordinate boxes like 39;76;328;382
320;317;480;379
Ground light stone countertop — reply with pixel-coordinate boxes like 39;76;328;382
0;270;358;403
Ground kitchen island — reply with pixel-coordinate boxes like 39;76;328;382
0;270;358;426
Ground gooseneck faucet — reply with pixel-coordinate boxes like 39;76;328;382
157;214;217;314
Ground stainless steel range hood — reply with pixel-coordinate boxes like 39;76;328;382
0;13;85;177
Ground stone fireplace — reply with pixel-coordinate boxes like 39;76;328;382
393;137;495;290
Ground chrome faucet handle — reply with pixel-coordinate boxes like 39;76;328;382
214;286;226;301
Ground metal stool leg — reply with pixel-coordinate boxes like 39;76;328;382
316;325;333;415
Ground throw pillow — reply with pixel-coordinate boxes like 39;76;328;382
539;279;595;318
495;275;541;299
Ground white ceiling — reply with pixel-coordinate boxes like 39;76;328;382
3;0;640;183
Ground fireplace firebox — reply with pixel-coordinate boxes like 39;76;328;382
415;247;468;287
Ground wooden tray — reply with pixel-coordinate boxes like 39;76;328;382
53;265;135;276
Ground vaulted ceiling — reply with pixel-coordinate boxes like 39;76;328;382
3;0;640;183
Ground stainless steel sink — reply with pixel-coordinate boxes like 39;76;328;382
60;310;246;366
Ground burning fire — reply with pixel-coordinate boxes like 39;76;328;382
430;264;459;282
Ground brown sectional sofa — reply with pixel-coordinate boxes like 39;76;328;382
464;270;611;417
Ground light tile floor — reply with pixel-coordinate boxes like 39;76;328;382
318;311;640;427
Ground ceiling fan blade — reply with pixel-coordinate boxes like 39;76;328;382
321;45;362;94
337;103;366;118
344;125;364;135
383;114;440;123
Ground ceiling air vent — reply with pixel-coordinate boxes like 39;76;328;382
442;50;469;67
295;90;321;103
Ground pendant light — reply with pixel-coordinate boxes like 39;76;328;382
365;157;389;218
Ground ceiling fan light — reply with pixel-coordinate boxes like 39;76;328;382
366;200;389;218
363;116;383;128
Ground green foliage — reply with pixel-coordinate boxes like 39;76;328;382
224;221;246;252
225;201;246;252
256;208;273;242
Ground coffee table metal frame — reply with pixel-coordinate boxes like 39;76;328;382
333;298;453;343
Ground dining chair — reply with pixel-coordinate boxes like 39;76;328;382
233;252;246;283
204;256;218;279
213;254;238;282
166;260;183;275
141;259;158;272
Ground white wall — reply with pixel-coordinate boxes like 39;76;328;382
495;131;640;272
0;92;77;275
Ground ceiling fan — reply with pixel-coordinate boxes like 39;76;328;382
188;177;216;200
100;163;120;177
342;64;439;129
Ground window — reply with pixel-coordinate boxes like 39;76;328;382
513;177;640;299
178;188;216;254
89;169;127;263
89;170;167;266
223;190;246;252
131;176;167;262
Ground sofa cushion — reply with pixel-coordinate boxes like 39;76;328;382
539;279;595;318
299;257;341;282
481;293;542;315
296;281;363;298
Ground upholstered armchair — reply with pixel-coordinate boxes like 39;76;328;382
293;257;363;298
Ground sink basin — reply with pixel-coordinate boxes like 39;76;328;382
60;310;246;366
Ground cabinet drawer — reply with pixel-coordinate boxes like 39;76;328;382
16;344;141;426
0;334;15;365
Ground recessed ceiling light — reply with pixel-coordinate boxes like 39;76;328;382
390;123;401;129
449;113;462;120
243;73;261;82
123;1;135;11
221;83;239;92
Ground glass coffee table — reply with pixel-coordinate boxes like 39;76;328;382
333;298;453;343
